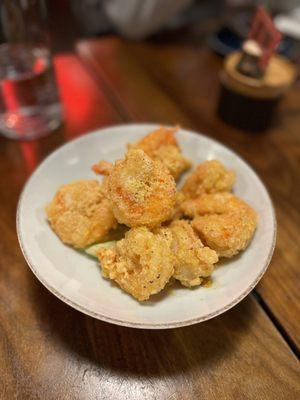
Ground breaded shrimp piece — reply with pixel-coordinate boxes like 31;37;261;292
97;227;174;301
91;160;112;195
188;193;257;258
107;149;177;228
92;160;113;176
182;160;236;199
46;180;117;249
181;192;253;218
130;126;178;152
170;220;218;287
153;144;192;180
128;126;191;179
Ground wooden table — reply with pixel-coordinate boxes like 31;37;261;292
1;37;299;399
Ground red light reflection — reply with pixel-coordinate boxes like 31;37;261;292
54;54;109;139
19;141;38;173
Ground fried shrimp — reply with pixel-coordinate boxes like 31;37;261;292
107;149;177;228
184;193;257;258
182;160;236;199
128;126;191;179
97;227;174;301
169;220;218;287
46;180;117;249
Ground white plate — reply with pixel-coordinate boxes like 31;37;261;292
17;124;276;329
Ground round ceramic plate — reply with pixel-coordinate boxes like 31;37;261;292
17;124;276;329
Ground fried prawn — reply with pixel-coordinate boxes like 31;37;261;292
183;193;257;258
170;220;218;287
97;227;174;301
107;149;176;228
46;180;117;249
128;126;191;179
182;160;236;199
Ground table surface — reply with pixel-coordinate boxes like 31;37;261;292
1;37;299;400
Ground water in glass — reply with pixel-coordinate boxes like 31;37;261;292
0;44;62;139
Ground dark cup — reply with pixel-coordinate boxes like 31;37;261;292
218;83;280;131
217;51;296;132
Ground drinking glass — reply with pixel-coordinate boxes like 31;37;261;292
0;0;62;140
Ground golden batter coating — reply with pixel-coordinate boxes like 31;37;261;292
97;227;174;301
187;193;257;258
182;160;236;199
170;191;186;221
170;220;218;287
46;180;117;249
107;149;177;228
128;126;191;179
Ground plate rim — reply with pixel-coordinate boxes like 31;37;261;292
16;123;277;329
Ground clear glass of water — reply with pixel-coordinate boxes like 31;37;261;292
0;1;62;140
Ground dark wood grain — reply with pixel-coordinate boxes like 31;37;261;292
0;39;299;400
76;37;300;350
1;263;299;399
76;39;192;128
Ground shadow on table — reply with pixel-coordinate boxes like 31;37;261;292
29;272;256;378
